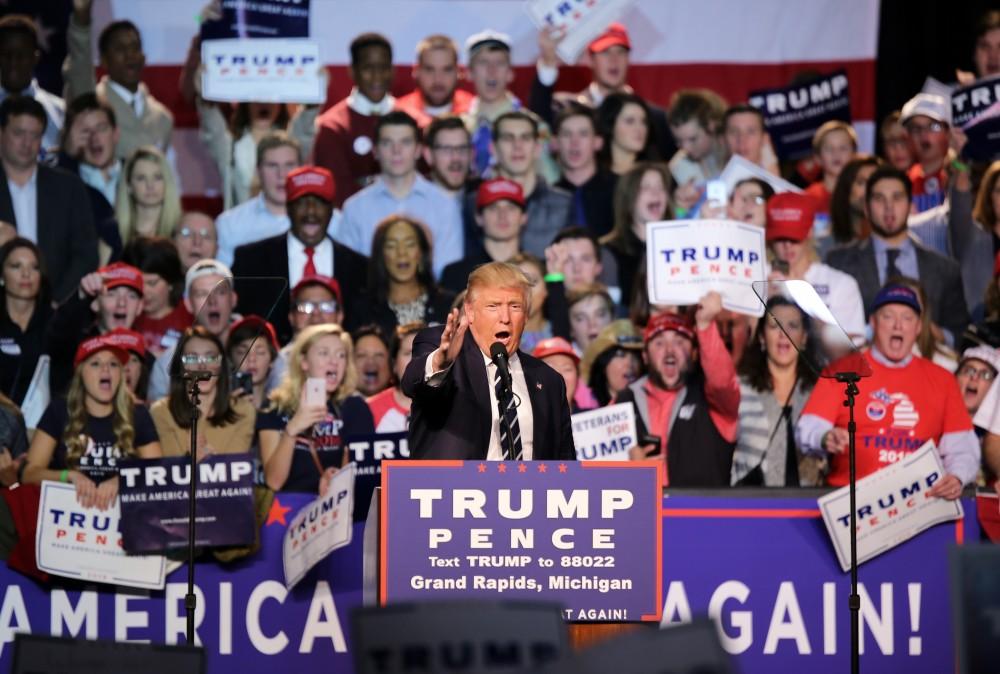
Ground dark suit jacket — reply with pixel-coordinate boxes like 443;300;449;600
824;236;970;339
0;163;98;301
230;233;369;344
402;325;576;460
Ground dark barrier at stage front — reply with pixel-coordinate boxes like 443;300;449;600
0;488;977;673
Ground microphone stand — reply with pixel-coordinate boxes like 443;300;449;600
835;371;861;674
182;370;212;645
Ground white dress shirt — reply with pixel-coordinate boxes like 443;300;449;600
78;159;121;207
107;80;145;117
0;79;65;152
424;346;534;460
287;233;334;289
7;168;38;242
216;194;291;266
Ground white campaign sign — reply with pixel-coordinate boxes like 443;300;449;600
35;481;166;590
817;441;963;573
283;463;356;589
524;0;632;64
572;402;637;461
646;219;766;316
201;38;324;103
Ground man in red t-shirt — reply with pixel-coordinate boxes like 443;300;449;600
312;33;394;208
797;283;979;499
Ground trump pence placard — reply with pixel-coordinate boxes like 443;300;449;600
380;460;662;622
646;219;766;317
817;441;963;572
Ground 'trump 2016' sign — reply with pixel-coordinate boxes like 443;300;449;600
380;460;662;622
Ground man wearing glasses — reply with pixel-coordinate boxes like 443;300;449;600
147;259;238;401
172;212;218;273
899;93;951;213
955;346;1000;417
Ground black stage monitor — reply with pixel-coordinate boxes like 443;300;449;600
12;634;205;674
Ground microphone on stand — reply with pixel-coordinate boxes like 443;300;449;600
489;342;513;394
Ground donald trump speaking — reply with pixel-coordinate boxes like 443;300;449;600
402;262;576;460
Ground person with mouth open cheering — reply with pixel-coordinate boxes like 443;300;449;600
797;283;979;498
402;261;575;460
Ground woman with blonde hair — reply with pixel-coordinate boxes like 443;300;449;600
256;324;374;492
22;334;161;509
115;146;183;244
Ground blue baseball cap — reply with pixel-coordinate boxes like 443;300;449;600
871;284;922;315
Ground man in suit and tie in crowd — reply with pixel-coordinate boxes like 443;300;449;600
232;165;368;344
825;165;969;347
0;96;97;300
403;261;576;460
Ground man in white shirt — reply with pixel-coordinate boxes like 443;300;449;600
337;111;462;277
216;132;303;266
402;261;575;460
0;96;97;299
0;15;65;153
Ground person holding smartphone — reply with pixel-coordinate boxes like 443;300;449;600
257;324;374;492
150;326;254;458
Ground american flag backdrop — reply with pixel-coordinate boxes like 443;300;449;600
8;0;881;211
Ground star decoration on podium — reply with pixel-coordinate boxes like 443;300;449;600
477;463;487;473
497;463;507;473
265;497;291;526
537;464;548;473
558;464;568;473
517;463;527;473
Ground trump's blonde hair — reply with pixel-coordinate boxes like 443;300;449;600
465;262;534;310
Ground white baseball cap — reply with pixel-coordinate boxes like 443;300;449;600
900;93;951;126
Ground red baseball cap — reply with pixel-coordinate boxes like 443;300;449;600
228;315;280;352
74;333;129;369
766;192;816;243
643;312;695;343
589;23;631;53
286;166;335;203
291;273;342;305
476;178;525;210
532;337;580;364
105;327;146;359
100;262;144;296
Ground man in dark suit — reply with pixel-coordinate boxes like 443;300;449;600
0;96;97;301
825;165;970;345
402;261;576;460
231;165;369;344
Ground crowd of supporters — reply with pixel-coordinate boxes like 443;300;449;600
1;2;1000;508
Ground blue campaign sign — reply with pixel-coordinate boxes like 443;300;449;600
749;70;851;160
118;455;256;553
344;432;410;521
0;490;977;672
380;460;663;622
201;0;310;40
662;494;976;674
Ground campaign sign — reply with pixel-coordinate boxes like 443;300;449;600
380;460;662;622
200;0;309;39
524;0;632;64
646;219;766;317
344;432;409;521
952;74;1000;161
572;403;637;461
201;39;323;104
35;481;167;590
749;70;851;160
117;455;255;554
284;463;355;589
817;441;963;572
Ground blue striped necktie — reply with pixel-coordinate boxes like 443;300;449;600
494;367;522;460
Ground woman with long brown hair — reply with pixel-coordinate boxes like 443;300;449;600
22;334;161;509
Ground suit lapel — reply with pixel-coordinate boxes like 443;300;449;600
520;355;546;457
460;332;493;453
35;167;51;243
859;240;880;309
0;165;14;226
